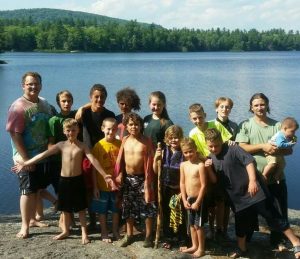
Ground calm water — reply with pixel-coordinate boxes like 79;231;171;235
1;52;299;214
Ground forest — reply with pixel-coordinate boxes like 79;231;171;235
0;8;300;52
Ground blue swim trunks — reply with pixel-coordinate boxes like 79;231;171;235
90;191;119;214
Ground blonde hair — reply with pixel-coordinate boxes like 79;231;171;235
101;117;117;129
180;137;197;151
215;97;233;109
189;103;205;114
63;118;79;129
164;125;184;144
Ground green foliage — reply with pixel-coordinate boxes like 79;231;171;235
0;9;300;52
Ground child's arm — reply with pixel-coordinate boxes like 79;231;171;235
153;142;162;174
84;146;118;191
11;144;61;173
74;103;92;122
180;163;190;209
246;162;259;197
191;163;207;211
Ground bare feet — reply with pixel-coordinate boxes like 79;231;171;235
180;246;197;254
192;250;205;258
53;232;69;240
102;237;112;243
30;220;49;228
16;231;29;239
82;236;90;245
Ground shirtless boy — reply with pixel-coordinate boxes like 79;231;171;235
179;137;207;258
114;112;156;248
12;118;116;244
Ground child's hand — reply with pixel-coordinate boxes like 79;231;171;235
115;174;122;185
248;180;258;197
93;188;99;199
104;176;118;191
183;199;191;209
204;159;212;167
11;160;25;174
191;202;199;211
154;142;162;161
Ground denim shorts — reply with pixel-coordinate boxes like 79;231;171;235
90;191;118;214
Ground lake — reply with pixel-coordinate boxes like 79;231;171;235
1;51;299;214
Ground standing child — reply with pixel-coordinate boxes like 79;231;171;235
214;97;238;140
214;97;238;239
262;117;298;182
91;118;121;242
115;87;141;140
205;128;300;259
48;90;82;194
153;125;187;249
144;91;173;147
188;103;232;239
12;119;116;244
179;138;207;258
114;112;157;248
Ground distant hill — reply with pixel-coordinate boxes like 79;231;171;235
0;8;157;27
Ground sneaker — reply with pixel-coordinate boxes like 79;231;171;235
120;235;134;247
143;237;153;248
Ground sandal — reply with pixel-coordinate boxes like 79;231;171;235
229;247;248;258
143;237;153;248
294;245;300;259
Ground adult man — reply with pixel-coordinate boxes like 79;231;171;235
236;93;292;251
6;72;53;238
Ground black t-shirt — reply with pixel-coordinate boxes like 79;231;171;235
82;107;115;147
210;144;266;212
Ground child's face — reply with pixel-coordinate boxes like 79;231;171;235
59;94;73;114
63;125;79;141
206;139;223;155
102;121;118;141
283;125;297;139
118;99;132;114
189;111;206;128
90;90;106;111
181;146;198;161
216;101;232;120
126;118;141;137
167;134;180;150
149;96;164;117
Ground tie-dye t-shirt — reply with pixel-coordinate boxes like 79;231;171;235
6;97;52;161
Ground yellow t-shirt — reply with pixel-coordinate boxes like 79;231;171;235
92;138;121;191
189;120;232;157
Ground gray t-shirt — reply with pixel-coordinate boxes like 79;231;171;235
210;144;266;212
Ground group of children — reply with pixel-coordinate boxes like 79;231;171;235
9;77;300;258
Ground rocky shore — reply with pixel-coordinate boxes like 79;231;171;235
0;209;299;259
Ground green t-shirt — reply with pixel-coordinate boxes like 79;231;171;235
235;117;282;184
189;120;232;157
143;114;173;147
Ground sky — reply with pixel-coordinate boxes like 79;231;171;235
0;0;299;31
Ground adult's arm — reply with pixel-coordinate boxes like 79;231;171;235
239;142;278;155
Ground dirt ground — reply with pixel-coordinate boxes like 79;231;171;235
0;209;299;259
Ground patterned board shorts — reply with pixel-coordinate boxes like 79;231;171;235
122;174;156;220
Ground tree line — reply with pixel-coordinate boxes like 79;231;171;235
1;19;300;52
